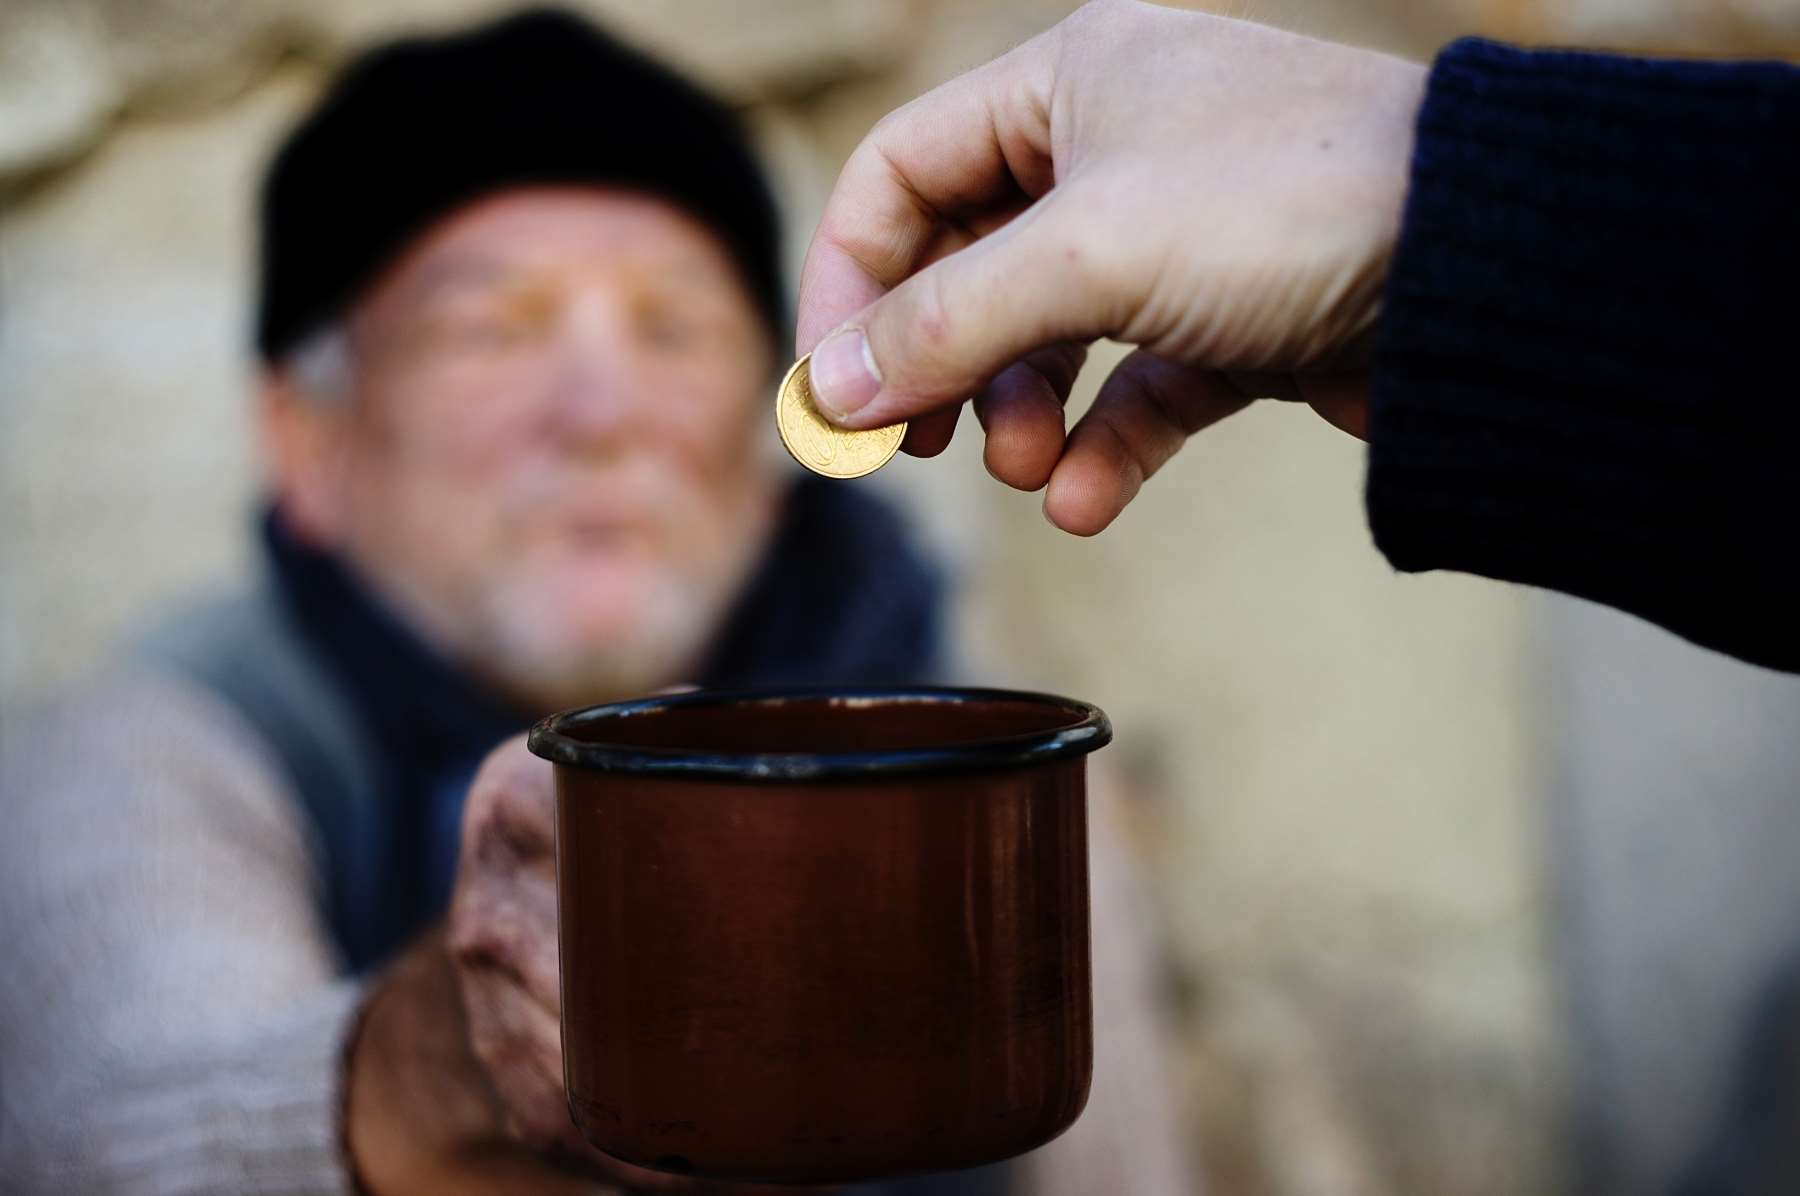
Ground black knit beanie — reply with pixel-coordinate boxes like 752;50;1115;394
256;8;785;362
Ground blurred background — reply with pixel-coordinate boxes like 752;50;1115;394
4;1;1800;1193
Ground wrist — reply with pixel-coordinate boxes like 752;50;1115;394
338;981;385;1196
1361;58;1430;341
342;934;502;1196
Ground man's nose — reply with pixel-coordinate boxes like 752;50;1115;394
540;291;651;447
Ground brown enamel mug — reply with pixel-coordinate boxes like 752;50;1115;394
527;687;1110;1185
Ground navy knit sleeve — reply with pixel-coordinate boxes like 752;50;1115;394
1366;37;1800;672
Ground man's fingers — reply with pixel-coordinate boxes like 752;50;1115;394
974;342;1086;490
451;736;563;1009
449;868;561;1008
902;407;961;458
1044;350;1250;536
795;37;1056;353
1298;370;1372;439
808;192;1123;431
793;21;1099;436
460;736;555;864
1223;370;1303;403
458;973;579;1150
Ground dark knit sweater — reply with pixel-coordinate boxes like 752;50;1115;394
1369;38;1800;673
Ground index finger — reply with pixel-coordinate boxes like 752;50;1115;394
794;31;1058;354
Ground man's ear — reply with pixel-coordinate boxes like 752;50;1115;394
260;369;350;549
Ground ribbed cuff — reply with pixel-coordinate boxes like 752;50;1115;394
1367;38;1800;670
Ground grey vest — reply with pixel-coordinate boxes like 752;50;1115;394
137;584;411;968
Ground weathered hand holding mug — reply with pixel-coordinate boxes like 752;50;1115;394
527;687;1111;1184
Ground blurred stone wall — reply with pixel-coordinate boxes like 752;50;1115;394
1483;0;1800;53
5;3;1797;1195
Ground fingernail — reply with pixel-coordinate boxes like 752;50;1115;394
809;327;882;421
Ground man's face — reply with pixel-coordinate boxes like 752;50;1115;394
272;188;779;710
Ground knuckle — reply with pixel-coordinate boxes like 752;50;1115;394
865;106;910;151
449;904;519;969
905;267;956;355
450;887;552;977
1063;206;1131;300
467;736;539;809
445;913;491;965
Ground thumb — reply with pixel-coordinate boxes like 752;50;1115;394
807;195;1116;430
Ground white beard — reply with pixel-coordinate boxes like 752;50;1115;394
469;563;730;712
458;474;775;712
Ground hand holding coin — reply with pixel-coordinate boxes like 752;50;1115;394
775;353;907;479
793;0;1423;532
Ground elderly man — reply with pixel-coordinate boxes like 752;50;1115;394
0;11;1183;1194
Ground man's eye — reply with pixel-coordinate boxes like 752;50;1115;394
461;317;532;348
643;316;703;348
423;310;537;353
640;300;730;351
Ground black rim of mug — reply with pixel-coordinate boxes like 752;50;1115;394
527;685;1112;783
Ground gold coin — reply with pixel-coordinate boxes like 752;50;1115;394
775;353;906;480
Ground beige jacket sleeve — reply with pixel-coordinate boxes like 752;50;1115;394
1009;774;1194;1196
0;671;364;1194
